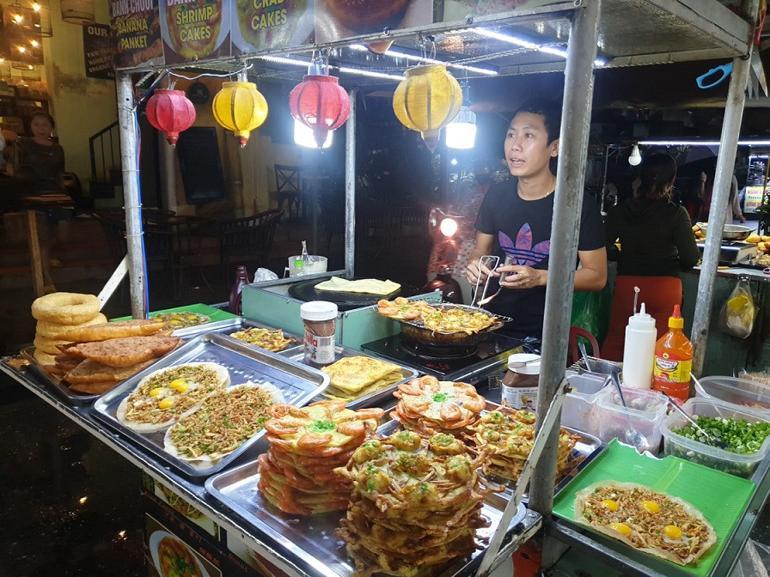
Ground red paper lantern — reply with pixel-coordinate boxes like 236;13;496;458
289;74;350;148
146;89;196;146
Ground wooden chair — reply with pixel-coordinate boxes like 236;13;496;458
219;209;282;280
272;165;303;221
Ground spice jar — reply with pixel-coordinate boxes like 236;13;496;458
300;301;338;365
501;353;540;410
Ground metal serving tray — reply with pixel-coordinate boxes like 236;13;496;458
91;333;329;479
20;346;101;405
215;318;304;357
206;419;528;577
284;346;419;409
172;317;243;340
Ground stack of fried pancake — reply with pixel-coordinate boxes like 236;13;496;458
31;292;106;367
391;376;486;437
49;319;180;395
257;400;383;516
338;430;489;577
471;408;578;483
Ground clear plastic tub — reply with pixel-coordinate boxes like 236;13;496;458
695;376;770;415
596;387;667;452
661;397;770;478
562;372;609;436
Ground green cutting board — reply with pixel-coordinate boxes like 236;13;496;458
113;303;238;323
552;440;756;577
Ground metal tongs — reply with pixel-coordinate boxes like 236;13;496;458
471;255;500;308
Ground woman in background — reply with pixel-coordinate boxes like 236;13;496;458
602;153;699;360
7;111;65;192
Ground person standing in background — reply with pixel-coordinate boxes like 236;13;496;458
6;111;65;192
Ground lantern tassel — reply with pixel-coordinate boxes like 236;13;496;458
313;126;329;148
421;130;440;152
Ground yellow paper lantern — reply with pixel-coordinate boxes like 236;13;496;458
212;80;269;147
393;64;462;149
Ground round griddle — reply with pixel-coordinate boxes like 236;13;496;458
288;278;401;311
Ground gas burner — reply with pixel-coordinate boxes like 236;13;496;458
399;340;477;360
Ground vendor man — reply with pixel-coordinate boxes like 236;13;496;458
466;100;607;341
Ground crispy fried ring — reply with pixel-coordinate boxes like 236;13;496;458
31;293;100;325
33;349;57;367
36;313;108;339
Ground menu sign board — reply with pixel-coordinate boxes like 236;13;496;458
83;23;116;79
160;0;231;64
314;0;432;44
232;0;314;54
111;0;164;69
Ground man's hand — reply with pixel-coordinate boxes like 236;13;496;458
465;260;499;285
497;264;546;290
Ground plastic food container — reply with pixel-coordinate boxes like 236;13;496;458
596;387;667;452
695;376;770;416
661;397;770;478
562;372;609;436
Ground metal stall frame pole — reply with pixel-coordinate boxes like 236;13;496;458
691;14;756;375
116;72;148;319
345;88;357;278
529;0;601;521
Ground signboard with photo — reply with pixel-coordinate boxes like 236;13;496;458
111;0;164;69
83;23;115;79
314;0;432;44
160;0;231;65
232;0;314;55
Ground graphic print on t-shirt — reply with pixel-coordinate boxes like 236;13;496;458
499;223;551;267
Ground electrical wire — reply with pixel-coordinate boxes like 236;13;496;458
166;63;253;82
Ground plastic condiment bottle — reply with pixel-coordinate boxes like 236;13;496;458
652;305;693;402
300;301;338;365
501;353;540;410
622;303;656;389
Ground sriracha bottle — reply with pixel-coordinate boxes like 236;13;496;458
652;305;693;403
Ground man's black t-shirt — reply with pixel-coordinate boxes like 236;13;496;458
475;178;605;339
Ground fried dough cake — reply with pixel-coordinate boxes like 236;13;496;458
58;319;167;342
64;358;156;384
64;335;181;367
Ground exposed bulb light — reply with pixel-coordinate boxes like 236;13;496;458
440;217;459;237
17;46;27;54
30;39;39;48
349;44;497;76
32;2;41;11
12;13;23;23
446;106;477;150
473;28;607;67
294;118;332;149
628;144;642;166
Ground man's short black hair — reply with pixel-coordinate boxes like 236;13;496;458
512;100;562;144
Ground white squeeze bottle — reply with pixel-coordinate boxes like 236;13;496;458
622;303;656;389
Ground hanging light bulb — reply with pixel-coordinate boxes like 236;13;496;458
628;144;642;166
446;82;476;150
32;2;41;12
294;118;332;149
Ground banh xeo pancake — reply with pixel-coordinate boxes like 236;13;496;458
321;356;403;400
117;362;229;433
574;482;717;566
392;376;486;437
228;327;296;352
471;408;578;483
337;430;490;577
164;382;284;465
315;276;401;295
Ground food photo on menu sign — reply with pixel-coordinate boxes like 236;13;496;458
111;0;164;68
232;0;314;54
160;0;231;64
314;0;433;44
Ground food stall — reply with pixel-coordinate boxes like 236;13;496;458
3;2;770;577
